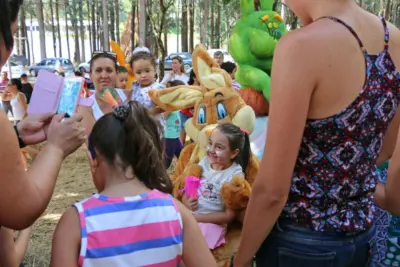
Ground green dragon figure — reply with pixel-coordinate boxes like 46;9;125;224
229;0;287;101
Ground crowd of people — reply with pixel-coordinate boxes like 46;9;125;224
0;0;400;266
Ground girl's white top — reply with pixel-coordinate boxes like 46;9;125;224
10;92;26;120
161;73;189;85
195;157;244;214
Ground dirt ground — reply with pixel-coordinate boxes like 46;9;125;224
21;145;177;266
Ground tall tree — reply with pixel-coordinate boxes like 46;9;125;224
131;1;136;51
79;0;85;62
49;0;57;57
188;0;194;53
115;0;120;44
35;0;46;59
55;0;62;57
71;0;81;62
200;0;209;46
87;0;92;54
139;0;146;45
109;0;116;41
29;13;35;63
181;0;188;52
147;0;174;79
64;0;71;59
91;0;97;51
210;0;215;47
20;6;29;61
215;0;221;48
102;0;109;50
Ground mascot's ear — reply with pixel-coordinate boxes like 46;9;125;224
110;41;126;66
260;0;275;11
240;0;255;17
148;86;205;111
192;45;232;90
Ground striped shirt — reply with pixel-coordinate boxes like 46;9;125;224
73;189;183;267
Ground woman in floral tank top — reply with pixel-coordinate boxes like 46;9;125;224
233;1;400;267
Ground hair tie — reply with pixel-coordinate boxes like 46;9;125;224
240;128;249;135
132;46;150;55
113;103;131;120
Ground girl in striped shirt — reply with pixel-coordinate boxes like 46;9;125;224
50;101;216;267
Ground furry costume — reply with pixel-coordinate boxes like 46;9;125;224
149;45;260;266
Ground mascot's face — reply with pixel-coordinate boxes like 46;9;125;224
148;45;255;149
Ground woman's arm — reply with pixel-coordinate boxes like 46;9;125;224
194;209;235;225
160;73;171;85
178;201;217;267
78;106;95;136
50;208;81;267
0;112;85;229
376;110;400;166
0;227;31;267
234;32;318;266
18;93;28;118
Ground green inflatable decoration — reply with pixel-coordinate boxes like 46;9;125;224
229;0;287;101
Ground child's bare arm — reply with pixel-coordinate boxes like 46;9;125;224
50;208;81;267
178;201;217;267
0;227;31;267
193;209;236;225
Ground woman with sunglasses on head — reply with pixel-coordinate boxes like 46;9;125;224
0;0;85;231
233;0;400;267
6;78;27;124
78;51;129;134
161;56;189;86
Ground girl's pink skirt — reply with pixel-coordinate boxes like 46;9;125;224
198;223;226;249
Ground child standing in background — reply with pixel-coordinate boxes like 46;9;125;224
50;101;216;267
164;80;185;169
116;66;129;90
220;62;241;91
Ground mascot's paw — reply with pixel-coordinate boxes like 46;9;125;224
221;175;251;210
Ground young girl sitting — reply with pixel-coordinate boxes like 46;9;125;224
182;123;251;249
50;101;216;267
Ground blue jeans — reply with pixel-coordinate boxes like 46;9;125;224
256;220;376;267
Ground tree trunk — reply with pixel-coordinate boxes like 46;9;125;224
55;0;62;57
30;13;35;64
79;0;85;61
131;1;136;50
71;0;80;63
224;3;230;50
109;0;116;41
181;0;188;52
215;0;221;48
201;0;209;46
87;0;92;54
50;0;57;57
91;0;97;51
64;0;71;59
210;0;215;48
115;0;120;44
102;0;110;50
97;0;102;49
176;0;180;52
385;0;392;20
139;0;146;45
188;0;194;53
36;0;46;59
164;23;168;54
20;7;28;61
15;18;21;55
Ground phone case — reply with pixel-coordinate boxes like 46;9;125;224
57;78;83;117
27;70;64;115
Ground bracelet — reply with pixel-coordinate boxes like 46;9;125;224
14;124;26;148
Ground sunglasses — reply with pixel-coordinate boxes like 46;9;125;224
92;51;117;59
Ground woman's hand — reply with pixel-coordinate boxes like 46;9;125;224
46;113;86;158
182;195;198;211
17;113;54;145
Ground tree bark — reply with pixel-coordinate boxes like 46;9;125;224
109;0;116;41
202;0;209;47
115;0;120;44
188;0;194;53
71;0;80;63
139;0;146;45
30;13;35;64
49;0;57;57
210;0;215;48
64;0;71;59
181;0;188;52
215;0;221;48
36;0;46;59
102;0;110;50
20;7;28;61
87;0;92;54
79;0;85;61
164;23;168;54
131;1;136;50
97;0;103;49
55;0;62;57
91;0;97;51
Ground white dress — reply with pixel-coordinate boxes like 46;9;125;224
10;92;27;121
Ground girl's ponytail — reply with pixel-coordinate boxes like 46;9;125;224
239;132;251;173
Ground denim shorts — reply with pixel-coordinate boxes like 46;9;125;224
179;112;192;130
256;219;376;267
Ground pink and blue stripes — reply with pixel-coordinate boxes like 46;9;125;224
74;190;183;267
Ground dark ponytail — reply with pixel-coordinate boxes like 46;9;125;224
90;101;173;194
0;0;23;61
216;123;252;176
